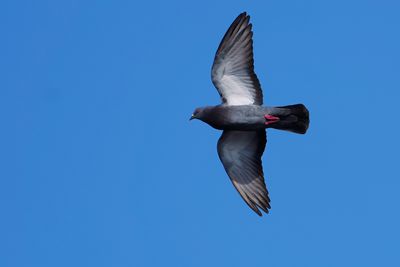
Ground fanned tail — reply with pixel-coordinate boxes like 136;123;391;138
270;104;310;134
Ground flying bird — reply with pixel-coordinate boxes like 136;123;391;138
190;12;310;216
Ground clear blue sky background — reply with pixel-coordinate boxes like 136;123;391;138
1;1;400;266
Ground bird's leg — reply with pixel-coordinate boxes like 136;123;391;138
264;114;280;125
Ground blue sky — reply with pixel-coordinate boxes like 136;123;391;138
1;0;400;266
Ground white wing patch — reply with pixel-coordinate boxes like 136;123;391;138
218;75;254;105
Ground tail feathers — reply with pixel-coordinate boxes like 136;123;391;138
272;104;310;134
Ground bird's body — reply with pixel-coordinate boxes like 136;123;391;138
190;12;310;216
194;105;269;131
195;104;309;133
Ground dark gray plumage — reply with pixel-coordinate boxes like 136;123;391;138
191;12;310;216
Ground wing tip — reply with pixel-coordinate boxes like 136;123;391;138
249;202;270;217
234;12;251;29
238;11;250;19
241;189;271;217
232;180;271;217
253;200;271;216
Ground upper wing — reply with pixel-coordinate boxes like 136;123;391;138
217;130;270;216
211;12;263;106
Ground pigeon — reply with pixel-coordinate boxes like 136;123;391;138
190;12;310;216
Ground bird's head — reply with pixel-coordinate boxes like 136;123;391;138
190;107;207;121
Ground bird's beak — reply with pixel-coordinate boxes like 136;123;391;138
189;114;195;121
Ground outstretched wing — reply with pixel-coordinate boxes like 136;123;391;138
211;12;263;106
217;130;270;216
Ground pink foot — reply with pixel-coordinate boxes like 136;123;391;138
264;114;280;125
